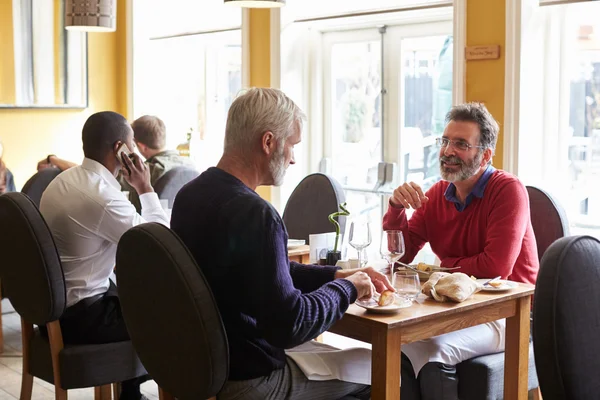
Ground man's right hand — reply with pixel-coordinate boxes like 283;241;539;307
390;181;429;209
344;271;376;301
121;153;153;195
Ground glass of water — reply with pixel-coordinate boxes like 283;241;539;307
393;270;420;306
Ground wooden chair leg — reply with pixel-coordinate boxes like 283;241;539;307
531;387;543;400
47;321;67;400
20;319;34;400
158;387;175;400
93;385;111;400
112;382;121;400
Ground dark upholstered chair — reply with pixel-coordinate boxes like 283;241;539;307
116;223;228;400
21;167;62;207
456;186;569;399
533;235;600;400
154;167;199;208
282;173;346;242
527;186;570;257
0;192;146;400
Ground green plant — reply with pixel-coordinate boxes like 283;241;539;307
328;202;350;253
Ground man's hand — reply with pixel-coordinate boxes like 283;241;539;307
121;153;153;195
344;271;376;300
391;181;429;209
37;158;52;171
336;266;394;294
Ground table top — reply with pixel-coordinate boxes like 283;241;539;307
343;283;534;329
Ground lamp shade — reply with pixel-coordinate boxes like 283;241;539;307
65;0;117;32
224;0;285;8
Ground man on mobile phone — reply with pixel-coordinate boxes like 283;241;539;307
40;111;169;400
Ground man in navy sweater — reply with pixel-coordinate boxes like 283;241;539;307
171;88;393;400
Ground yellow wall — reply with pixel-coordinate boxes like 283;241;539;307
248;8;273;201
466;0;506;169
0;0;128;189
0;0;16;104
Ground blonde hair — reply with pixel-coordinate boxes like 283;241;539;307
224;88;306;154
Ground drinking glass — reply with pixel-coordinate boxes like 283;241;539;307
393;270;421;306
349;221;372;269
380;230;405;275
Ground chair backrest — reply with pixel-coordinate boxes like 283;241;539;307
116;223;229;400
0;192;66;325
533;235;600;400
526;186;570;260
282;173;346;242
153;167;199;208
21;168;62;207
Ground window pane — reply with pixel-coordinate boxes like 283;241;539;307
401;35;452;192
330;40;382;190
566;5;600;236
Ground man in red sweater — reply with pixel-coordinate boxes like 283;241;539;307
383;103;539;400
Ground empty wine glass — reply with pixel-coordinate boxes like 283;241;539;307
349;221;372;269
380;230;405;276
393;270;420;306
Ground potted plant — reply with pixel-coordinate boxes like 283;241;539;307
326;202;350;265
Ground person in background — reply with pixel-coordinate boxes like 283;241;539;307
120;115;196;210
40;111;169;400
171;88;397;400
0;141;16;194
383;102;539;400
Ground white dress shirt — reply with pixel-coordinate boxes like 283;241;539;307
40;158;169;307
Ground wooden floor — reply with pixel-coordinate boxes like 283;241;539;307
0;299;159;400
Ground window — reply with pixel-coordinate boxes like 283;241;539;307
132;0;241;171
518;1;600;238
281;8;454;264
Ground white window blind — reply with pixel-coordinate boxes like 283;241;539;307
144;0;241;39
540;0;599;6
284;0;452;22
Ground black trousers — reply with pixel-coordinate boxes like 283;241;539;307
41;282;148;399
58;282;130;345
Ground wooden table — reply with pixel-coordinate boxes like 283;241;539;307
329;284;534;400
288;245;310;264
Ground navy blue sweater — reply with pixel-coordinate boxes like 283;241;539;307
171;167;358;380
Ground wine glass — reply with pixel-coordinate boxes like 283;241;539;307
380;230;405;277
348;221;372;268
393;270;420;306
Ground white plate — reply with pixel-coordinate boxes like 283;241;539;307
476;279;518;292
287;239;306;249
355;297;412;313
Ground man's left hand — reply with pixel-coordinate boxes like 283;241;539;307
335;266;394;293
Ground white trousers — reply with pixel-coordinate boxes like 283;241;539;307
401;319;506;376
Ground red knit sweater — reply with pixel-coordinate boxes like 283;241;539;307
383;170;539;284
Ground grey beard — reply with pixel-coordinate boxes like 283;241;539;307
439;153;482;182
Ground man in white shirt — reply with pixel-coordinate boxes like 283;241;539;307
40;111;169;400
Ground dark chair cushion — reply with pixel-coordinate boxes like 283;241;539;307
21;168;62;207
116;223;228;400
282;173;346;242
526;186;570;260
29;330;146;389
153;167;199;208
533;235;600;400
457;344;538;400
0;193;66;324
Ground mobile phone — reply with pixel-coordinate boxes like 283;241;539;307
116;143;134;173
116;143;131;163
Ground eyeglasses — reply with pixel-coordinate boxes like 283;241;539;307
435;137;484;151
